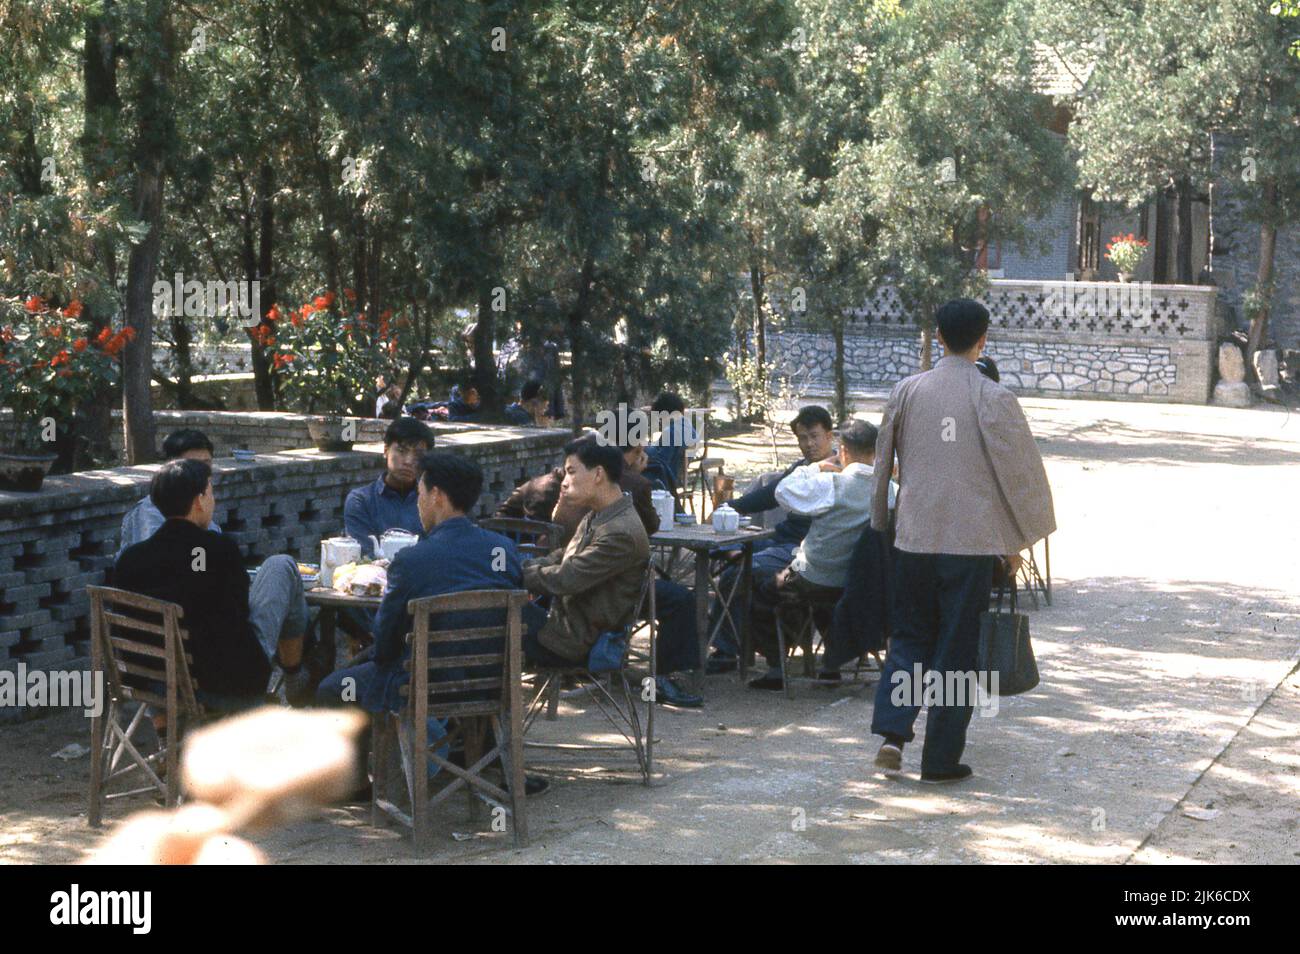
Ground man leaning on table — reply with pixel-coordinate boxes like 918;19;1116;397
869;298;1055;784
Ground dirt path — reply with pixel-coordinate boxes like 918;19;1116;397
2;398;1297;864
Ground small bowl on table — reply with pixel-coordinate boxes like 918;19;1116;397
232;449;256;464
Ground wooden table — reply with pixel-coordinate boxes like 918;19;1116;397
305;587;382;670
649;523;775;689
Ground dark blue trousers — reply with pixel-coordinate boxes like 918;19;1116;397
871;551;996;773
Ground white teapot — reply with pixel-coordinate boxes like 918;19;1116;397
712;503;740;533
369;529;420;561
320;536;361;588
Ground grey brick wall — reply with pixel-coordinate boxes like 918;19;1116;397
0;425;569;684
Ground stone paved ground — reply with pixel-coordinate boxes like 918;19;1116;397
2;397;1297;864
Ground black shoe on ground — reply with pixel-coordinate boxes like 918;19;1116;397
814;670;842;686
747;673;784;691
920;764;973;784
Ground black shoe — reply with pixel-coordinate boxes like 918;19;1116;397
705;653;737;675
814;670;842;686
500;773;549;797
654;676;704;708
747;673;785;691
920;764;973;784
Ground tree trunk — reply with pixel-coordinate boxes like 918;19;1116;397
170;313;194;407
567;253;597;433
919;324;933;372
121;3;174;465
1246;179;1277;371
257;158;277;406
1153;188;1172;284
473;282;500;412
77;2;120;467
1176;177;1194;284
832;319;847;423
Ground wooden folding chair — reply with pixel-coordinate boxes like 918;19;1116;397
87;586;205;826
477;517;566;559
371;589;530;849
523;562;657;784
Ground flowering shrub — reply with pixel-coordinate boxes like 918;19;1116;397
0;296;132;452
1105;233;1149;275
262;289;413;414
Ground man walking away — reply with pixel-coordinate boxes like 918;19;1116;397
870;298;1055;783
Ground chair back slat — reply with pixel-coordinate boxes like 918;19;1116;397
408;590;526;719
88;586;201;712
423;652;505;670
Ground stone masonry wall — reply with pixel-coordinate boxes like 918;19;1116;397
761;279;1217;404
0;425;569;680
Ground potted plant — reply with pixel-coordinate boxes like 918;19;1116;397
1105;233;1149;282
267;290;410;451
0;296;131;491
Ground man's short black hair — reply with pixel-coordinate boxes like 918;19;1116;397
150;458;212;519
564;434;624;483
838;420;879;455
650;391;686;415
384;416;435;448
790;405;833;434
975;355;1000;382
418;453;483;513
520;379;543;402
936;298;991;354
161;428;214;460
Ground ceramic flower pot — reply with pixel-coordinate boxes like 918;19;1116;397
1117;271;1132;283
0;449;58;492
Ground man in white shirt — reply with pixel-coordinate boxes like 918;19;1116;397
747;420;896;690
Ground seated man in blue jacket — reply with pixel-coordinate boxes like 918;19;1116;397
344;417;435;557
707;404;837;672
318;452;548;797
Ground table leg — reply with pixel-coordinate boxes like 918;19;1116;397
693;548;710;694
739;543;754;683
318;606;339;672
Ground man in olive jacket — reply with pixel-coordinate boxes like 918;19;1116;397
521;435;650;667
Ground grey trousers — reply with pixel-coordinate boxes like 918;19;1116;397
249;554;309;661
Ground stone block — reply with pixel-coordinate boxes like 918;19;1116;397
1218;342;1246;382
1212;381;1252;407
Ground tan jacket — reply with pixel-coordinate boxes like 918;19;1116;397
522;495;650;661
871;355;1056;555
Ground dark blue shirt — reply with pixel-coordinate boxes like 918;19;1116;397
504;403;533;426
363;517;524;711
344;474;423;557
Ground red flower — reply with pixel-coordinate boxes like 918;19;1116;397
266;304;282;322
343;288;356;303
73;337;88;353
380;308;393;322
313;292;336;310
58;369;73;378
0;326;13;343
272;352;296;370
51;349;71;368
95;326;113;347
62;300;84;319
24;295;46;313
388;339;397;356
45;324;64;339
